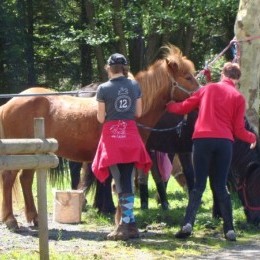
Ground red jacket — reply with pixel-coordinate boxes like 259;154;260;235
92;120;152;183
166;78;256;144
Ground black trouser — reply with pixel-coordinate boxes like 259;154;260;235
183;138;234;231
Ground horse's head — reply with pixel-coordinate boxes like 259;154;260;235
77;83;100;97
135;44;199;117
163;44;200;101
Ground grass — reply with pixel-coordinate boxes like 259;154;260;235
2;171;260;259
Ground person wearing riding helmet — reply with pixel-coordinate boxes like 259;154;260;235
92;53;152;241
166;62;256;241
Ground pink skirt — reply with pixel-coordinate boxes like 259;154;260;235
92;120;152;182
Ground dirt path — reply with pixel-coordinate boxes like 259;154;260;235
1;212;260;259
184;242;260;259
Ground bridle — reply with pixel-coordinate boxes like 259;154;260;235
169;75;200;100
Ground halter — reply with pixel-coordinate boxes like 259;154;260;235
169;75;200;99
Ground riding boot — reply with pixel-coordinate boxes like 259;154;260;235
156;182;169;210
139;184;149;209
175;190;202;239
218;194;236;241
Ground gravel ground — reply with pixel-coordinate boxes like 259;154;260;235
1;212;260;259
185;242;260;259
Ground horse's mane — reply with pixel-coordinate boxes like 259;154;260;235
135;44;195;114
161;44;195;75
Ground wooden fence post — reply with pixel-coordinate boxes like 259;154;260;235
34;118;49;260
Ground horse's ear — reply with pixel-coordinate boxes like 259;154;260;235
166;58;179;76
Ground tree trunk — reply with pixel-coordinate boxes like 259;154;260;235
80;0;92;86
85;0;107;81
21;0;36;86
235;0;260;133
183;25;195;57
112;0;127;56
126;0;145;74
145;34;162;67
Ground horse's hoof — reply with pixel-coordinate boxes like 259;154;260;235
5;219;19;231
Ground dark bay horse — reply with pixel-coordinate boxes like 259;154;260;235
145;111;197;193
149;111;260;225
0;44;199;230
150;113;260;225
228;120;260;224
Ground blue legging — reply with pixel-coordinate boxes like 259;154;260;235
192;138;233;200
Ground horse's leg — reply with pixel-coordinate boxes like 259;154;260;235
19;169;38;226
94;174;115;214
1;170;20;230
178;152;194;193
137;169;149;209
171;153;187;189
69;161;82;189
149;151;169;210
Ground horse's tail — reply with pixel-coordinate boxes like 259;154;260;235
49;157;69;189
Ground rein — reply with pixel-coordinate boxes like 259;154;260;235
137;117;187;137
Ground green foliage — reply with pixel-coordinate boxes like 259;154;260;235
1;0;239;91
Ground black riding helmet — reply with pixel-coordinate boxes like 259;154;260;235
107;53;128;66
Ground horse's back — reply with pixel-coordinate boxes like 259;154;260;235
146;111;196;153
0;87;100;161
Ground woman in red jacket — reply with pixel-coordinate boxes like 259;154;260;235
166;62;256;241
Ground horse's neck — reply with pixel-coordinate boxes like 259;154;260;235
136;66;170;132
231;141;258;177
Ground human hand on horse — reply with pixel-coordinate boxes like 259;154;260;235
165;101;176;111
250;141;257;149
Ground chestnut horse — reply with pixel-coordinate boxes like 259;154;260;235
0;45;199;230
